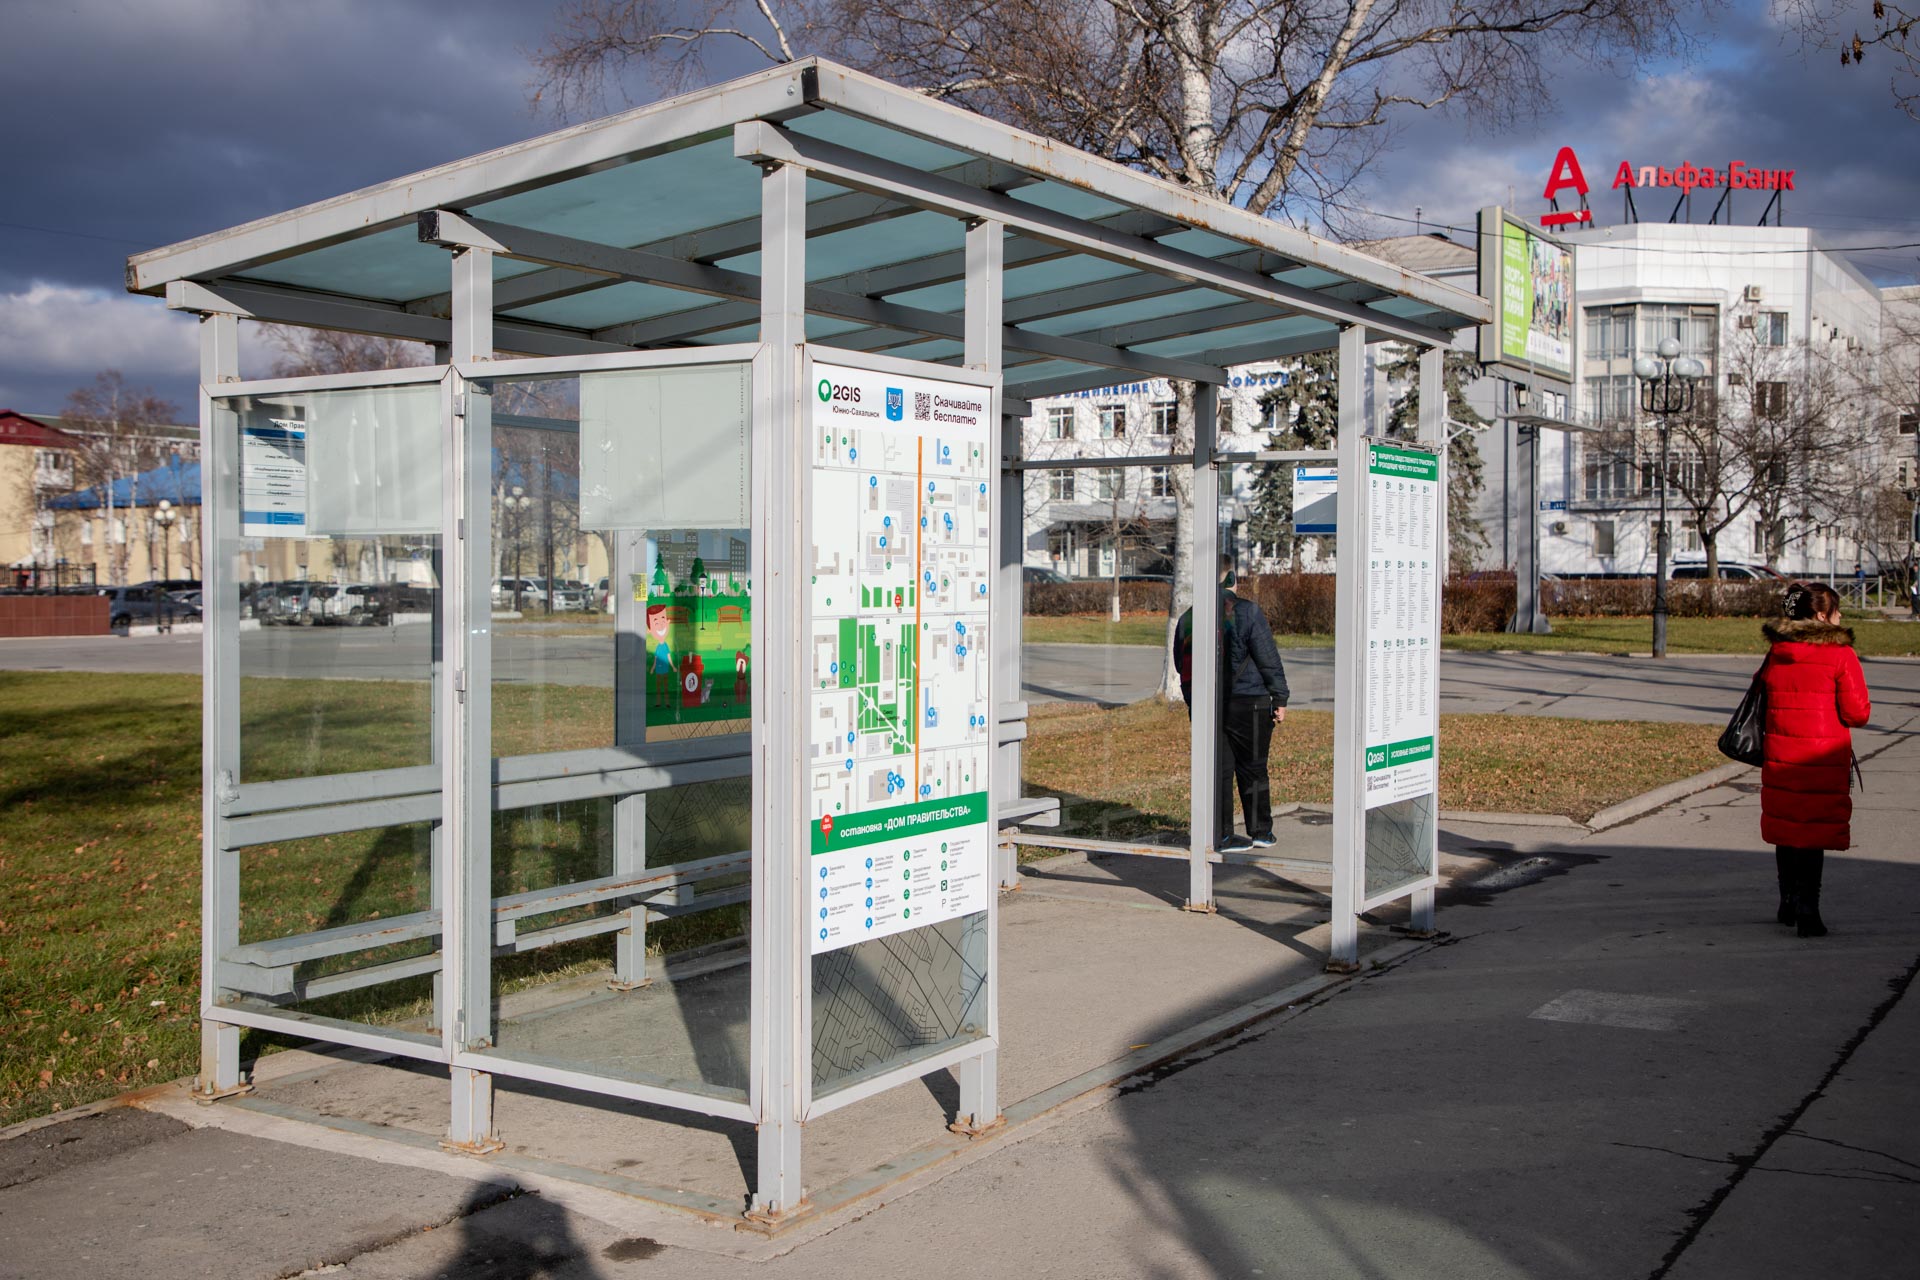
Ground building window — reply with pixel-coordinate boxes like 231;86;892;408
1585;374;1638;426
1682;520;1703;553
1585;305;1634;360
1148;466;1173;498
1047;406;1075;440
80;519;93;547
1048;469;1075;501
1754;520;1769;557
1096;403;1125;438
1047;528;1074;564
1897;411;1916;437
1755;381;1789;419
1582;441;1637;500
1094;468;1122;501
1594;520;1616;558
1756;311;1788;346
1218;402;1234;435
1149;400;1176;437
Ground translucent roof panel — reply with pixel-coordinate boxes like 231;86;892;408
129;60;1486;381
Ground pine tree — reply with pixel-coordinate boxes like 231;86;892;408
1247;354;1339;570
1382;347;1491;575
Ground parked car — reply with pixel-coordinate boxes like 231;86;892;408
99;584;199;630
492;577;547;608
259;581;325;626
1670;562;1782;581
1023;566;1072;585
314;584;394;626
537;578;593;612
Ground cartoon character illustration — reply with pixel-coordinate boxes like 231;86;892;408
647;603;675;709
679;651;706;708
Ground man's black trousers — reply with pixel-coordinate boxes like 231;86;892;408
1217;694;1275;841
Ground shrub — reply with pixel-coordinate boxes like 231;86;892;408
1024;579;1172;615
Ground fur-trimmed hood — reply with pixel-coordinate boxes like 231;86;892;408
1763;617;1856;647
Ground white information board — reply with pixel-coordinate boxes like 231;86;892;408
804;360;995;955
1362;443;1440;809
240;418;307;538
1292;466;1337;535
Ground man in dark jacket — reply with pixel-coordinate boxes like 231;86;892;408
1173;556;1291;851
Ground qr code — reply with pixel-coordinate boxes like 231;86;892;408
914;392;931;420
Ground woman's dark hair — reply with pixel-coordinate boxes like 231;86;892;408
1782;581;1840;621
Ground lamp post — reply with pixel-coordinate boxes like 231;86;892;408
504;485;531;611
153;499;177;634
1632;338;1707;659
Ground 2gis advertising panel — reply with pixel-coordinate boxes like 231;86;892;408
804;360;995;956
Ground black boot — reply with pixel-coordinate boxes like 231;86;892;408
1796;849;1828;938
1775;847;1798;926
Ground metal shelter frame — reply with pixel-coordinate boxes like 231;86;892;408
129;59;1487;1221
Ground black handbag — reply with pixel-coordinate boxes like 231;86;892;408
1717;660;1767;766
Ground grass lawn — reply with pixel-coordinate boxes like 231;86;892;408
0;670;746;1129
1025;612;1920;657
1022;700;1723;842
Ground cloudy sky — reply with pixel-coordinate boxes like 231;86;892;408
2;0;1916;419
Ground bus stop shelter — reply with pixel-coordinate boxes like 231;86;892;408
127;59;1487;1222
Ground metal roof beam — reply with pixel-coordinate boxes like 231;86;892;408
736;121;1468;350
591;209;1184;349
407;159;1043;318
421;211;1223;385
164;279;626;358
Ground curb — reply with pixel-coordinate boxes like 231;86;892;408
1587;760;1752;832
1437;809;1583;828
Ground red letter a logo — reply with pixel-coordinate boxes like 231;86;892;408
1543;146;1590;202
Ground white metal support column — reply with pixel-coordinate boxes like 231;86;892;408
957;217;1004;1134
194;308;247;1099
1186;382;1221;912
444;245;502;1153
1329;323;1368;970
995;410;1024;892
750;158;809;1220
611;530;650;989
1410;346;1446;936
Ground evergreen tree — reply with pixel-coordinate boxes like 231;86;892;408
1247;354;1339;570
1382;346;1491;575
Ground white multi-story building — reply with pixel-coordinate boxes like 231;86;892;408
1016;364;1317;579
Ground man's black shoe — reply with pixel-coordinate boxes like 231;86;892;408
1218;834;1254;853
1249;833;1277;848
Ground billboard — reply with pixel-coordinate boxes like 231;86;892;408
1477;207;1574;384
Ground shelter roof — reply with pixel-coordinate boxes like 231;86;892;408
129;60;1488;399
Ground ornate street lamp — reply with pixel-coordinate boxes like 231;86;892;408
154;499;178;634
1632;337;1708;658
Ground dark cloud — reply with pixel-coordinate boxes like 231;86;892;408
3;1;1916;414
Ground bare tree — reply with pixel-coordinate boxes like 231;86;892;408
262;325;431;377
59;372;181;587
533;0;1697;694
1779;1;1920;115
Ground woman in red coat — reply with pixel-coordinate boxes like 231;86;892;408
1760;582;1871;937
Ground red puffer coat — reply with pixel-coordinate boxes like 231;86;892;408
1759;618;1871;850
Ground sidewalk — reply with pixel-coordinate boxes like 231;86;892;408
4;704;1917;1277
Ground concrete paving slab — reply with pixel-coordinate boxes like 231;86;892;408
0;1126;512;1280
0;1108;187;1192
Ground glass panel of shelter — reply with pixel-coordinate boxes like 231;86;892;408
468;363;755;1101
214;378;449;1047
1015;436;1194;860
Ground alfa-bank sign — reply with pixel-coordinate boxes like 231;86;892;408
1538;146;1798;227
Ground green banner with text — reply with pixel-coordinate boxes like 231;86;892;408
811;790;991;856
1364;735;1436;772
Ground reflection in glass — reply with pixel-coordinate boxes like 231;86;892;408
476;361;754;1098
230;822;438;1032
1364;793;1435;899
228;385;442;783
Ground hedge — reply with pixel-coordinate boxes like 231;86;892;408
1026;572;1786;628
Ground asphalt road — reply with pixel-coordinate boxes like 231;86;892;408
5;628;1917;724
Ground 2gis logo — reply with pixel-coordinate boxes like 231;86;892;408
1365;746;1389;769
818;378;862;404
